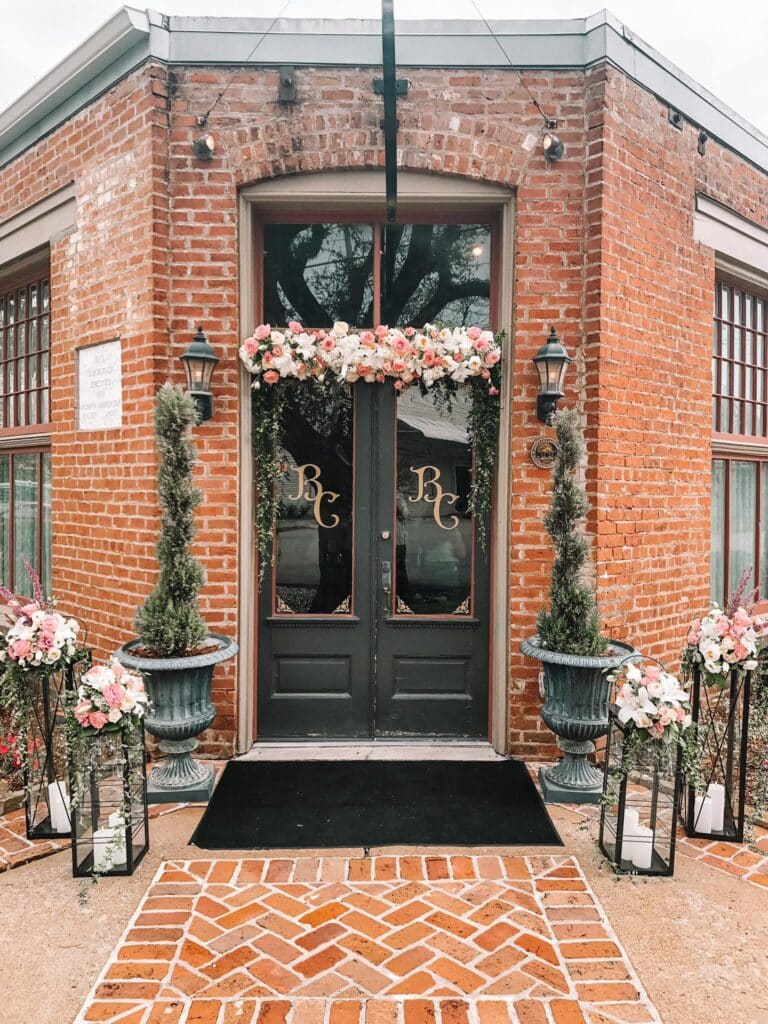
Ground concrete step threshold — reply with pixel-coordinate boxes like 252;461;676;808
238;740;508;761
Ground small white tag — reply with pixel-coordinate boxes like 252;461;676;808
521;131;538;152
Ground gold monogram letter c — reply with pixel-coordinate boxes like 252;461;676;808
290;464;340;529
409;465;459;530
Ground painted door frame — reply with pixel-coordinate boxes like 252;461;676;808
236;170;515;753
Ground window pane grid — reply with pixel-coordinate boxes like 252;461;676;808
0;448;51;596
713;281;768;437
0;274;51;430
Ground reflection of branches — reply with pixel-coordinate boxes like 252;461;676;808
264;222;491;327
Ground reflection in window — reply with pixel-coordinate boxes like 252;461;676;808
263;224;374;327
395;389;472;615
382;224;491;327
711;460;725;605
272;384;353;614
0;450;51;596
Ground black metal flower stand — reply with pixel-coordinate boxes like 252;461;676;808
70;727;149;877
685;664;750;842
599;709;683;876
23;667;75;839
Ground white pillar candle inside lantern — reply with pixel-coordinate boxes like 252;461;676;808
93;824;128;871
617;808;640;863
630;825;654;870
48;782;70;833
707;783;725;832
694;794;712;834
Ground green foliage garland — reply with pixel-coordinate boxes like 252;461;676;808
536;408;608;657
136;384;207;656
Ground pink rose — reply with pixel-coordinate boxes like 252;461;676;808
733;643;749;660
243;338;258;357
391;359;407;374
394;380;405;391
422;349;437;367
481;369;490;379
360;331;376;347
486;350;501;365
263;370;280;384
374;325;388;338
686;630;698;644
21;603;39;617
467;326;482;340
321;338;335;352
271;344;284;358
392;336;410;356
716;616;731;636
88;711;108;730
288;320;303;333
382;361;393;373
488;386;499;396
675;707;686;723
453;352;463;362
404;327;416;337
74;700;92;724
254;324;271;341
38;632;54;651
103;683;126;708
474;339;489;351
356;364;372;378
41;615;59;631
10;639;31;660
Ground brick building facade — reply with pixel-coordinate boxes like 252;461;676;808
1;10;767;758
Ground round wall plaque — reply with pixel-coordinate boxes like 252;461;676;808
530;437;559;468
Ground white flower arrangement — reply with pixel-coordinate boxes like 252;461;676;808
684;605;761;686
612;662;693;741
0;602;80;671
239;321;502;393
73;658;149;734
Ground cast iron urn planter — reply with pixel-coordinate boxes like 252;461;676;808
521;636;637;803
116;635;237;803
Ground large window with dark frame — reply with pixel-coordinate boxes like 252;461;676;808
711;278;768;605
0;264;52;596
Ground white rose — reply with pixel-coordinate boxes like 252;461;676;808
107;707;122;723
333;321;349;337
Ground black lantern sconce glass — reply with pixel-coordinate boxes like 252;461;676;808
533;327;572;425
542;132;564;161
180;326;219;422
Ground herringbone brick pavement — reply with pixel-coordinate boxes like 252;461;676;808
75;855;660;1024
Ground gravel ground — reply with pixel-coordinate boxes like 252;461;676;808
0;804;766;1024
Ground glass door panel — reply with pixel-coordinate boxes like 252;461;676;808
273;384;354;615
394;388;473;616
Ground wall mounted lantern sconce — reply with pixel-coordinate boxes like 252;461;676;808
542;132;564;161
193;133;215;160
533;326;572;425
180;326;219;422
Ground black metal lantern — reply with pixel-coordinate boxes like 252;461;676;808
70;727;149;877
533;327;572;424
685;665;751;842
24;667;76;839
599;709;683;876
180;326;219;422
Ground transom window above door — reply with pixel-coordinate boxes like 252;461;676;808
259;219;494;329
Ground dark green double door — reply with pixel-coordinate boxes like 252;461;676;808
257;381;490;738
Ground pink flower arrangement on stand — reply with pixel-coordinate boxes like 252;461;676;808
683;605;762;689
73;658;149;734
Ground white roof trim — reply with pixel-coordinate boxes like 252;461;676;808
1;8;768;173
695;194;768;280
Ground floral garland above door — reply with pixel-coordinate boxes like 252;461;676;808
239;321;503;586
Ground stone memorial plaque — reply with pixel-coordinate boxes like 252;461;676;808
77;339;122;431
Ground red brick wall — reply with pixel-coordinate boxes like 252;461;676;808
3;56;768;757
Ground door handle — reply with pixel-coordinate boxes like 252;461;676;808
381;560;392;594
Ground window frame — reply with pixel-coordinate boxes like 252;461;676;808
0;260;52;440
712;271;768;612
0;444;51;596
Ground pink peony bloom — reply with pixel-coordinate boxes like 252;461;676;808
21;603;39;617
392;336;411;356
243;338;258;357
38;632;54;651
263;370;280;385
254;324;271;340
288;320;303;333
102;683;127;708
9;639;31;660
467;326;482;340
88;711;108;730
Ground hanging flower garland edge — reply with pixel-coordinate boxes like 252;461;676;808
240;322;503;587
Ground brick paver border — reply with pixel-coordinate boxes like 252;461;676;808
74;855;661;1024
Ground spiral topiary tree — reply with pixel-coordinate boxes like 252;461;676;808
136;384;207;657
536;408;607;657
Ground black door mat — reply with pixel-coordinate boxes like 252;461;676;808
189;758;562;849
